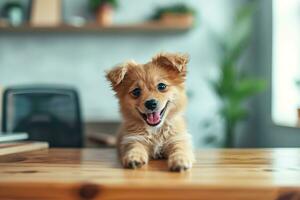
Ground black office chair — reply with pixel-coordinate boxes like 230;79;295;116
1;85;83;147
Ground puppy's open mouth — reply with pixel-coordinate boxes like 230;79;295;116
138;101;169;126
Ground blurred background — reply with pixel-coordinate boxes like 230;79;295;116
0;0;299;149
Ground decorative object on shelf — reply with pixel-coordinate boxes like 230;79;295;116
1;1;25;27
89;0;118;26
150;3;196;26
30;0;61;27
67;16;86;27
211;2;266;148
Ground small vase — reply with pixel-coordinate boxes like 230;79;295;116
96;4;113;26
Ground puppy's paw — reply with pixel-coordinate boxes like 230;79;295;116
168;154;192;172
122;151;148;169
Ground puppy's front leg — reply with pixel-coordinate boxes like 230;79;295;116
120;141;149;169
164;135;194;172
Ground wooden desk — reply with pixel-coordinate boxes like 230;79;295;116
0;148;300;200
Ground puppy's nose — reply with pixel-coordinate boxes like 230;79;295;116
144;99;158;110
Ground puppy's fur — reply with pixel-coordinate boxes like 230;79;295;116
106;52;194;172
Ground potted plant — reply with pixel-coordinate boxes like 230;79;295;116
211;2;266;147
151;3;196;26
89;0;118;26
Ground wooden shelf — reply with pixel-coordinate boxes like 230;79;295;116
0;22;193;33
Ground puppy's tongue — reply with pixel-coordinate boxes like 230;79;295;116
146;112;161;125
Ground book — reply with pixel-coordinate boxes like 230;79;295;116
0;142;49;156
0;132;28;143
30;0;61;27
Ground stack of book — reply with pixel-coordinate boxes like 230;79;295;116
0;133;49;156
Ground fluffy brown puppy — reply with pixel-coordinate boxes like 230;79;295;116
106;52;194;172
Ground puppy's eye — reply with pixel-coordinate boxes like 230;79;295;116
131;88;141;98
157;83;167;91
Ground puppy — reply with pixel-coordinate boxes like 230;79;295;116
106;52;194;172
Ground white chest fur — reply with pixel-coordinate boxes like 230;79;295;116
151;142;164;159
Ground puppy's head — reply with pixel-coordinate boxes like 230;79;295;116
106;52;189;127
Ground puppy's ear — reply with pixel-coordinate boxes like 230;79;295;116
106;61;136;88
152;52;189;75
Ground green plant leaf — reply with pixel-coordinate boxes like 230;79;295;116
234;79;266;101
221;102;247;124
217;64;237;98
235;1;257;24
223;2;256;66
150;3;196;20
89;0;118;11
211;1;266;136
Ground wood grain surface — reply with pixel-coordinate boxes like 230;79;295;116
0;22;192;33
0;148;300;200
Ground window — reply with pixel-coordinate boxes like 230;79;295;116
272;0;300;127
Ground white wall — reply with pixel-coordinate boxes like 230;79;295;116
0;0;243;147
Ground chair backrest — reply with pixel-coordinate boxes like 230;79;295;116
1;85;83;147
